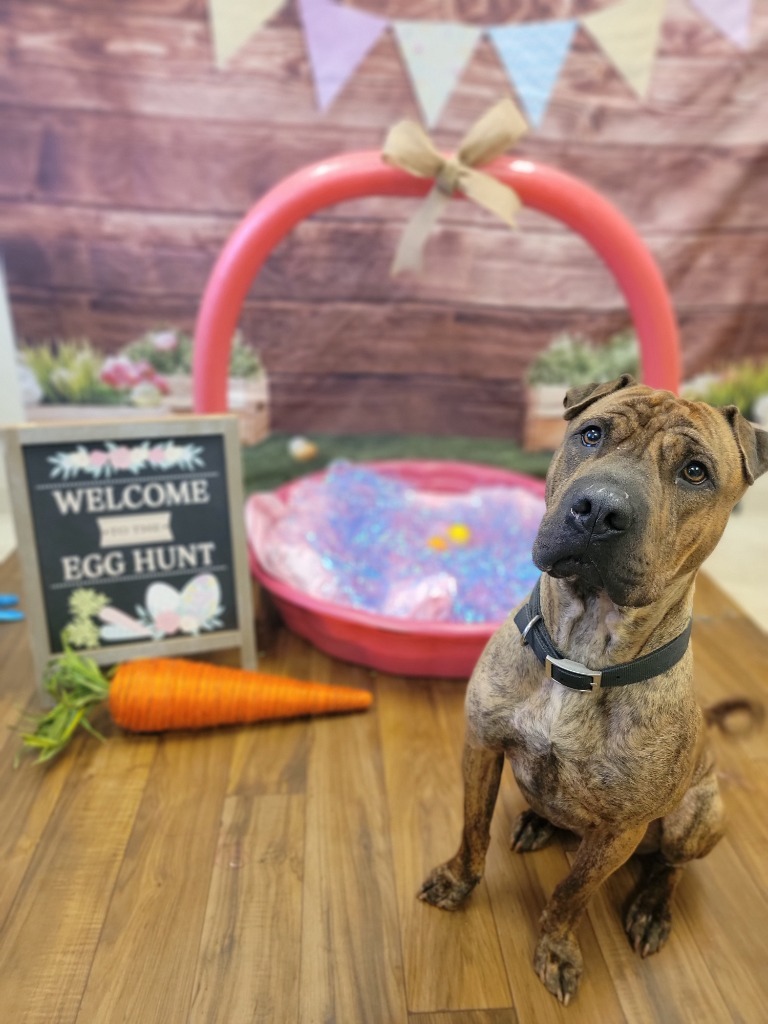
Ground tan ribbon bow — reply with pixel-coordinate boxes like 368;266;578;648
382;99;528;275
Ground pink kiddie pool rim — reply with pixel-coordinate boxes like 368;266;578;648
193;151;680;676
193;151;680;412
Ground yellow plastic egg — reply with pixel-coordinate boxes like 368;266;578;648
448;523;472;544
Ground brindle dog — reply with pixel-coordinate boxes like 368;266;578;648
418;375;768;1004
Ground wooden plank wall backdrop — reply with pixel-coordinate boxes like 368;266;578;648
1;0;767;439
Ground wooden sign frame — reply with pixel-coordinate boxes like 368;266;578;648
4;415;256;687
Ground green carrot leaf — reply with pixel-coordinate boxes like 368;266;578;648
17;644;112;765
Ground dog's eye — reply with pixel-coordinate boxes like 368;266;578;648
581;426;602;447
682;461;709;485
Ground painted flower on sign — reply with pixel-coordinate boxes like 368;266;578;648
48;441;205;480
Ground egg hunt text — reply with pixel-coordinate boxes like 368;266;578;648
60;543;217;583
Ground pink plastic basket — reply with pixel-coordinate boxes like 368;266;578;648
246;460;546;678
194;151;680;677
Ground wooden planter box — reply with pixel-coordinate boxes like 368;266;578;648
523;384;568;453
165;374;270;447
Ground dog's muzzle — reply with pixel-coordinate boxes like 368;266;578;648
532;473;647;599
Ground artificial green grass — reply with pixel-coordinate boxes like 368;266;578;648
241;432;552;494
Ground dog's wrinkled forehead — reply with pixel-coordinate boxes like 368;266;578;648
588;388;710;444
576;386;742;476
596;388;683;434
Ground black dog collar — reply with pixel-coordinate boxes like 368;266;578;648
514;577;692;693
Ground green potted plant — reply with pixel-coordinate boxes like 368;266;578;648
682;359;768;425
124;328;269;445
121;327;193;404
19;339;165;421
19;330;269;444
524;330;640;451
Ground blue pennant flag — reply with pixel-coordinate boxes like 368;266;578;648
488;20;577;128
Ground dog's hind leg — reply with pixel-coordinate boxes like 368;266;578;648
418;742;504;910
625;767;725;957
511;808;555;853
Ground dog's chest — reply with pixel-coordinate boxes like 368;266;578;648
505;678;584;758
500;674;639;830
501;681;594;827
503;601;622;757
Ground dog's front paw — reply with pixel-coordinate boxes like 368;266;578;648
533;931;583;1006
510;809;555;853
625;890;672;957
417;862;479;910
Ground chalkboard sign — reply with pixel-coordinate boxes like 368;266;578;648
5;416;256;685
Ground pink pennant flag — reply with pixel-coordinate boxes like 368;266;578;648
298;0;388;111
690;0;751;49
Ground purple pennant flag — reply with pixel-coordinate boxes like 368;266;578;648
298;0;388;111
690;0;751;48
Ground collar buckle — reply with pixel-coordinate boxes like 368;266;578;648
545;655;602;693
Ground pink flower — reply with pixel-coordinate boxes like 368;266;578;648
134;360;155;383
100;356;138;389
108;446;132;470
148;446;166;464
89;450;108;468
150;330;178;352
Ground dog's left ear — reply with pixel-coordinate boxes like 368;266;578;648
563;374;636;421
722;406;768;484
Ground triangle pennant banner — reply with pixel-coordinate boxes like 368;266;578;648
488;20;577;128
689;0;751;49
298;0;388;111
393;21;482;128
209;0;286;68
582;0;666;99
206;0;724;127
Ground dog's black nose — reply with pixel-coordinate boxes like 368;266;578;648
569;484;633;537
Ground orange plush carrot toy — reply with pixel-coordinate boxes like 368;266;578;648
20;648;372;763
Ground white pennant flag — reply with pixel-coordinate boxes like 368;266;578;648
393;21;482;128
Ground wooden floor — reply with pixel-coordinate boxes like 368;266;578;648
1;553;767;1024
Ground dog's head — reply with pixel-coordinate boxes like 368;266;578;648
532;375;768;607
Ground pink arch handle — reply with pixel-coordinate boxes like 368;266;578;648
193;151;679;413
